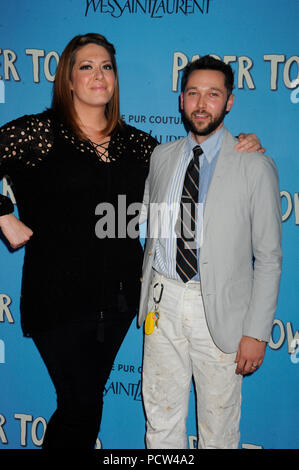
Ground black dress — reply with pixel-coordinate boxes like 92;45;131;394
0;109;158;336
0;109;159;449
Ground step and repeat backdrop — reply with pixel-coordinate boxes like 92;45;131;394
0;0;298;450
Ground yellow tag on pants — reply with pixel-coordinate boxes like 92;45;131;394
145;312;156;335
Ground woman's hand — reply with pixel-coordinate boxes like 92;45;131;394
0;213;33;249
235;133;266;153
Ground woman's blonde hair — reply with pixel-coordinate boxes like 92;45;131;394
52;33;121;138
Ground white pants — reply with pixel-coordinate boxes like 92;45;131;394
142;271;243;449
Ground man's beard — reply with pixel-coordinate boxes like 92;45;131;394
182;102;228;137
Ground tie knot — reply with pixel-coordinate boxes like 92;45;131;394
193;145;203;159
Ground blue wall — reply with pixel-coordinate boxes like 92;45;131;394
0;0;298;449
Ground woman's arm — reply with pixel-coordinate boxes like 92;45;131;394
0;113;48;248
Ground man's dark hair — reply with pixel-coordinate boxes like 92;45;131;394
181;55;235;96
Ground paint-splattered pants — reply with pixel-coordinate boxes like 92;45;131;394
142;271;243;449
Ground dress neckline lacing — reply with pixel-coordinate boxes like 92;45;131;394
87;139;111;162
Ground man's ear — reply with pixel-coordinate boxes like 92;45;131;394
180;92;184;111
226;93;235;112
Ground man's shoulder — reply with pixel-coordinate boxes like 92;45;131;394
222;128;276;171
151;136;187;159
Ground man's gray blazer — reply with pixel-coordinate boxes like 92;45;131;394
138;128;282;353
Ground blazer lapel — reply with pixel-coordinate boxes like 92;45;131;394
203;129;237;232
154;137;187;203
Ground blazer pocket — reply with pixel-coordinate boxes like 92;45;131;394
223;277;253;315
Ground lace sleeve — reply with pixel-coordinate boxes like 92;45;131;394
0;111;53;215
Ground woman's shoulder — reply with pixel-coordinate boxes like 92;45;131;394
1;108;53;130
109;122;158;163
0;109;55;162
117;122;157;142
111;122;159;154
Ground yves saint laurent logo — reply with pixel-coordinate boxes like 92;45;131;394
84;0;210;18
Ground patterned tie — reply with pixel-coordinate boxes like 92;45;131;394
176;145;203;283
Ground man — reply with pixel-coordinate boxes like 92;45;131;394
138;56;282;449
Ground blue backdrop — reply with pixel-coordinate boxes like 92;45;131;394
0;0;298;450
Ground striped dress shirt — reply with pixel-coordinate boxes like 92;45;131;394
153;126;225;281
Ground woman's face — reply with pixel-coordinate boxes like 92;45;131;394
70;43;116;112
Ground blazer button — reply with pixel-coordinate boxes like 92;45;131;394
148;250;152;256
140;277;144;283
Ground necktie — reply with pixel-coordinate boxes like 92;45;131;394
176;145;203;283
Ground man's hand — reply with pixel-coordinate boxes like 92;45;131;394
235;133;266;153
0;213;33;249
235;336;267;375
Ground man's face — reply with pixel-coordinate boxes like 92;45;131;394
180;69;234;143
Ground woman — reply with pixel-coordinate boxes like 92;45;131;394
0;33;262;449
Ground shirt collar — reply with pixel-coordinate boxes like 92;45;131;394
186;125;225;164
